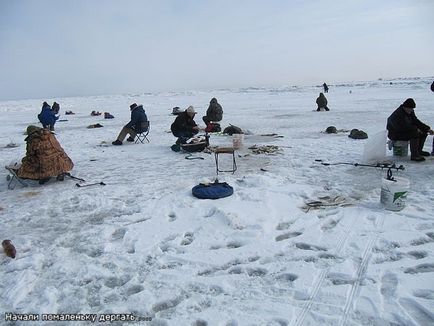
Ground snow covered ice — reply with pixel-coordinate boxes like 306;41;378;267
0;77;434;325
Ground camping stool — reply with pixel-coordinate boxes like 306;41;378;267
392;140;409;157
214;147;237;174
135;121;150;143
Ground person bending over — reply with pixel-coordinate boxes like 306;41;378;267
171;106;201;144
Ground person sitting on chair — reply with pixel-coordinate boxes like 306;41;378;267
17;125;74;184
316;93;330;111
171;106;201;144
112;103;148;145
387;98;433;162
37;102;58;130
202;98;223;131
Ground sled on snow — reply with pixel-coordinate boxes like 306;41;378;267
5;164;86;190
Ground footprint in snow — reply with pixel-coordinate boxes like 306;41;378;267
104;275;131;289
275;221;293;230
413;289;434;300
275;232;302;242
126;284;144;295
406;250;428;260
192;319;208;326
380;272;398;299
276;273;298;282
321;218;340;231
111;228;126;241
180;232;194;246
410;237;433;246
168;212;177;222
226;241;244;249
327;272;354;285
295;242;327;251
404;263;434;274
246;267;268;277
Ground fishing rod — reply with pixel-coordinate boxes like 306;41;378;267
315;159;405;181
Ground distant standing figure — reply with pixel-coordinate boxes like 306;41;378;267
323;83;329;93
112;103;148;145
17;125;74;184
387;98;434;162
316;93;330;111
202;98;223;126
37;102;58;131
171;106;201;144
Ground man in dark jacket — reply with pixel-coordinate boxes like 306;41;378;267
202;98;223;126
38;102;58;130
112;103;148;145
316;93;329;111
171;106;200;144
387;98;433;161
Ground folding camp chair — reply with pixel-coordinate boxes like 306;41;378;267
135;121;150;143
5;165;28;190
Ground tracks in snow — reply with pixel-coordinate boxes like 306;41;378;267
293;213;384;326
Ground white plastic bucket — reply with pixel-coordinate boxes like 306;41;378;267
392;141;408;157
232;134;244;149
380;176;410;211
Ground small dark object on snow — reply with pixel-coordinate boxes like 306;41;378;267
349;129;368;139
87;123;103;128
76;182;106;187
223;124;243;135
2;240;16;258
104;112;114;119
325;126;337;134
65;110;75;115
431;81;434;92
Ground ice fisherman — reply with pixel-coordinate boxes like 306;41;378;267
316;93;330;111
16;125;74;184
112;103;148;145
171;106;202;144
323;83;329;93
202;98;223;132
386;98;434;162
38;102;59;131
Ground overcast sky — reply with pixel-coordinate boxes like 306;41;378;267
0;0;433;100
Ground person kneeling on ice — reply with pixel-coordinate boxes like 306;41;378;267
16;125;74;184
171;106;202;144
387;98;434;162
37;102;59;130
202;98;223;132
316;93;330;111
112;103;148;145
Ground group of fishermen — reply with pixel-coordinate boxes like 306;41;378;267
13;98;224;183
11;82;434;184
